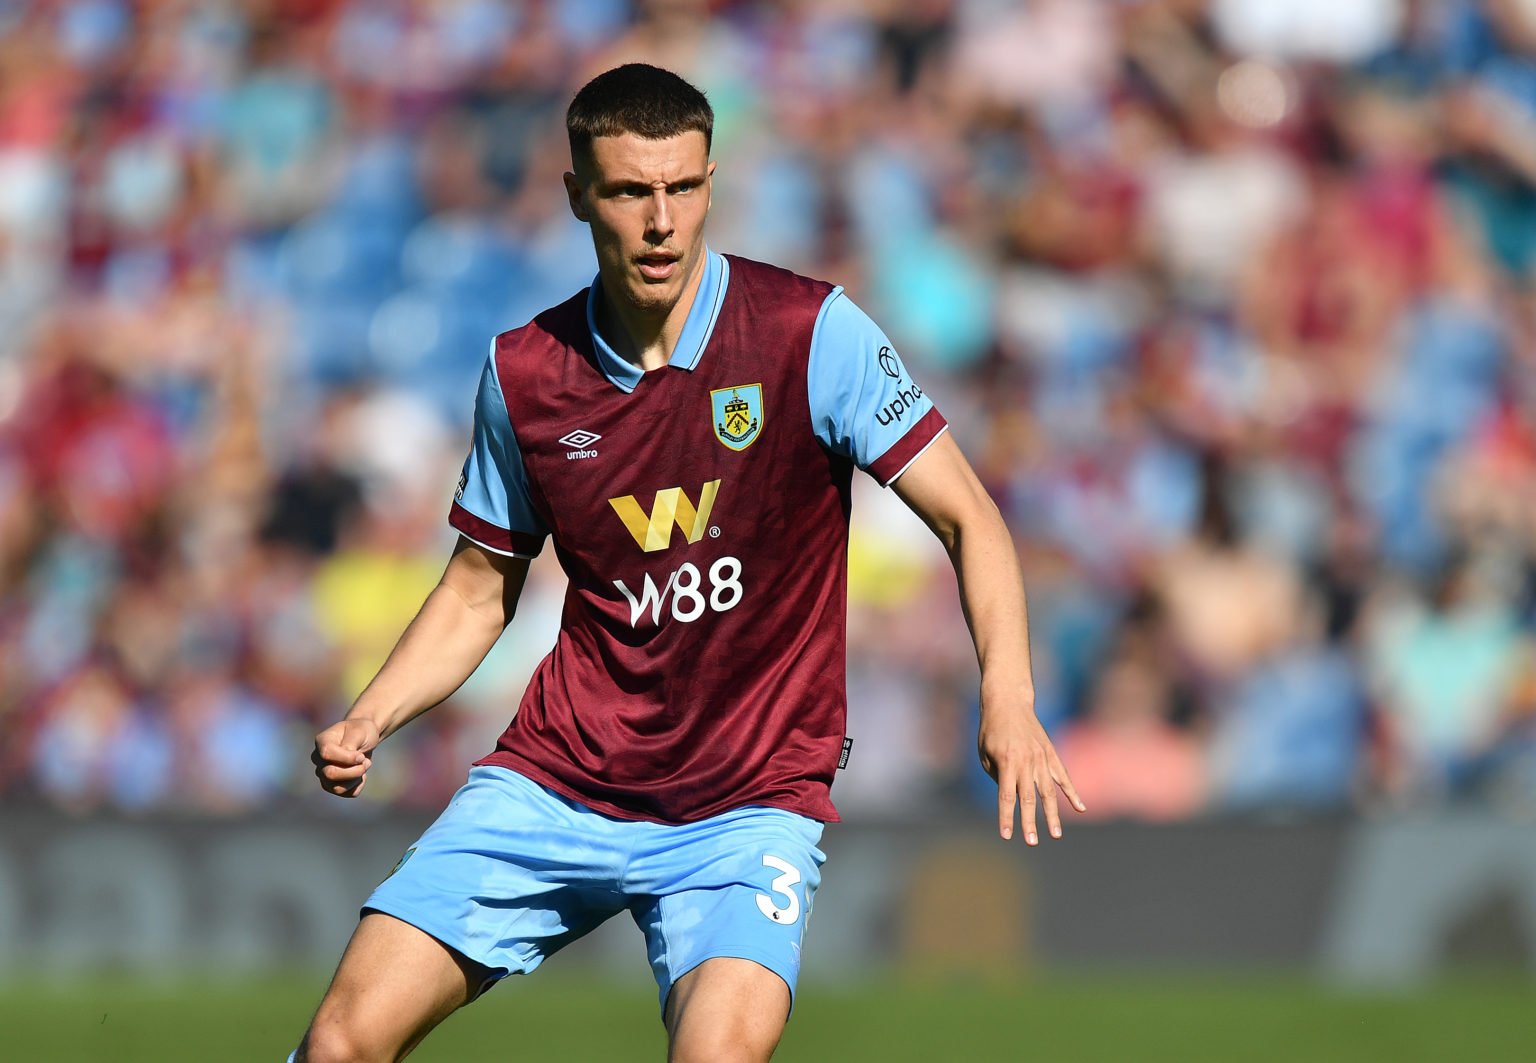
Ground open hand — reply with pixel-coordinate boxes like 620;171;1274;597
979;710;1085;844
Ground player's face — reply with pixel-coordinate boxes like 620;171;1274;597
565;130;714;319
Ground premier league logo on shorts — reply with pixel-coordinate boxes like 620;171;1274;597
710;383;764;452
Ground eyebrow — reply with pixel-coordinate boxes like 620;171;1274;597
598;172;708;194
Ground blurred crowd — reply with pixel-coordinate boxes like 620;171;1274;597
4;0;1536;820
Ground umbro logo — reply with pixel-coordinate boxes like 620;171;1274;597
559;429;601;448
559;428;601;460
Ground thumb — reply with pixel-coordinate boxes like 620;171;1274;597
347;718;382;757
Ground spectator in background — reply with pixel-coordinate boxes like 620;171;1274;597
1057;646;1206;823
3;0;1536;819
1207;586;1368;811
1366;551;1527;798
1154;455;1303;687
28;661;172;810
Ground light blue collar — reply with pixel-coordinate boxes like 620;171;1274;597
585;248;729;393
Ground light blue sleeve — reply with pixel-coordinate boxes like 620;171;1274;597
807;290;946;484
450;344;548;557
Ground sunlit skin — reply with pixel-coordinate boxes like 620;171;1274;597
563;130;716;372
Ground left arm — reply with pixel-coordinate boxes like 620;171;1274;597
892;433;1086;843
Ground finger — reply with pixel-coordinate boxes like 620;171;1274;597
1053;763;1087;813
997;775;1017;840
324;768;368;797
315;741;367;767
326;778;364;798
1042;779;1063;840
318;758;371;783
1020;774;1039;845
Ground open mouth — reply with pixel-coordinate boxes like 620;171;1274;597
636;252;680;280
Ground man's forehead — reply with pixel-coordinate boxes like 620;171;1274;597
584;130;710;180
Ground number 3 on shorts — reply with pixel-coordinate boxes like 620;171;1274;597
755;854;802;924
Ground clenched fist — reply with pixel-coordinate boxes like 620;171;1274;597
312;718;382;798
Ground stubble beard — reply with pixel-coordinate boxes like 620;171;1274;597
621;254;690;317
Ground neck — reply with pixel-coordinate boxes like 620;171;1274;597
596;253;707;372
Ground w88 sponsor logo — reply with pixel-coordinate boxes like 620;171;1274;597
614;556;743;627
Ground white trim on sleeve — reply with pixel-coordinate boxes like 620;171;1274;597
459;531;537;561
880;424;950;487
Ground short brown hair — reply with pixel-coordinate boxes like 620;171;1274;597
567;64;713;173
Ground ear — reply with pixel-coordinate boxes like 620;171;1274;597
706;160;716;212
563;171;588;222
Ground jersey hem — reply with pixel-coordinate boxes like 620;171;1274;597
474;753;841;826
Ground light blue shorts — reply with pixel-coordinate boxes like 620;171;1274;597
363;766;826;1014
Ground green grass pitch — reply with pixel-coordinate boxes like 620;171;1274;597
2;973;1531;1061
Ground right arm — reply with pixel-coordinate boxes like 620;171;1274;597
312;536;530;798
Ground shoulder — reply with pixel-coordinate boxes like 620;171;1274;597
723;254;838;309
811;287;883;340
493;289;590;372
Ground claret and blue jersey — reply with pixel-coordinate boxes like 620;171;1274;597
449;249;946;825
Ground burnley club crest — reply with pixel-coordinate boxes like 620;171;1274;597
710;383;764;452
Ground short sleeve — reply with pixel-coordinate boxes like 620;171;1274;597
807;290;949;486
448;345;548;557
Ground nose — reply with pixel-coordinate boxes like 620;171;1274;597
646;188;674;241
